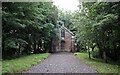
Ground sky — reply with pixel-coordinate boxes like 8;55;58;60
52;0;79;12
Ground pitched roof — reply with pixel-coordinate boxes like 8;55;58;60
61;26;74;36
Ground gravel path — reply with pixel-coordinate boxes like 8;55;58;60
25;52;96;73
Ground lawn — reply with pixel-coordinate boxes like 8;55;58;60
74;52;120;73
2;53;50;73
0;61;2;75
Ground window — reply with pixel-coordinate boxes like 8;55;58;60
61;30;65;37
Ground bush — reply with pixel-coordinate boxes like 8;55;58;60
92;47;100;58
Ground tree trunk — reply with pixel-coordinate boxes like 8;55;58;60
91;46;95;57
88;47;91;59
103;51;107;63
33;33;37;54
18;44;21;57
91;46;95;52
88;51;91;59
50;38;52;52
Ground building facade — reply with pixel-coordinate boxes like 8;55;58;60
51;21;76;52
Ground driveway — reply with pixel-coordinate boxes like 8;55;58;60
26;52;96;73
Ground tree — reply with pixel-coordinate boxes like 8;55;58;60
61;2;120;61
2;2;58;59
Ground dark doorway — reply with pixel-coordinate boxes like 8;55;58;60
61;41;65;51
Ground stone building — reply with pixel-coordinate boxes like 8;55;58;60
51;21;76;52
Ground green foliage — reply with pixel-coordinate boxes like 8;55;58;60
92;47;99;58
60;2;120;61
2;2;58;59
71;2;120;61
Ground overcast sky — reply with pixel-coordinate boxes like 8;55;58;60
52;0;79;12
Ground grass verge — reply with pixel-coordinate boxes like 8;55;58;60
2;53;50;73
74;52;120;73
0;61;2;75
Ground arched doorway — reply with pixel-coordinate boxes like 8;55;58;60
61;41;65;51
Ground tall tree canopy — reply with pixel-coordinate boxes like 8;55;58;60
2;2;120;62
60;2;120;61
2;2;58;59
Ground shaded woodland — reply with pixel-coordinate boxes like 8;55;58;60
2;2;120;63
60;2;120;62
2;2;58;59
